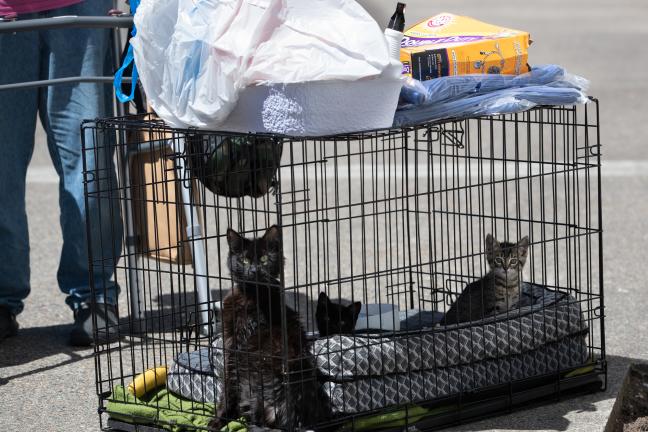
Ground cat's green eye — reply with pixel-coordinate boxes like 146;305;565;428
260;255;268;264
494;258;504;265
509;258;519;266
242;257;251;265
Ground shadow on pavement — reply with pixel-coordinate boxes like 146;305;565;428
0;323;92;384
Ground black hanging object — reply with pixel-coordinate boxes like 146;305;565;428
388;2;406;32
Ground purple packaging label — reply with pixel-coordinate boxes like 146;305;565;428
401;35;488;48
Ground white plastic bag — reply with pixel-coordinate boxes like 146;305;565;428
131;0;402;134
243;0;392;83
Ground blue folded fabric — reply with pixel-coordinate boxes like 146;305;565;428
394;65;589;127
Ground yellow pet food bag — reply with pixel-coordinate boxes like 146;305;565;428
401;13;531;80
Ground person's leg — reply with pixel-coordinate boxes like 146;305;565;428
39;0;122;318
0;17;40;327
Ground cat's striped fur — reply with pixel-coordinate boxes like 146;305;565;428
442;234;530;325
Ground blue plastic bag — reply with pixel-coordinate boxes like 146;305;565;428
394;65;589;126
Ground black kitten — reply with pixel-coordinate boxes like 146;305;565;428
211;226;326;431
316;292;361;337
442;234;530;325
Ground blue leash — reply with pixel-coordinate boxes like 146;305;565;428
113;0;140;103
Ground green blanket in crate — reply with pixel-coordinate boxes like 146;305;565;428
107;385;215;432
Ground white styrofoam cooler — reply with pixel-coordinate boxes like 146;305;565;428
220;76;403;137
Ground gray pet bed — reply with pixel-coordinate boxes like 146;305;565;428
321;335;588;413
312;284;589;413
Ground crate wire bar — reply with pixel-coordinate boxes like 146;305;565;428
82;100;605;432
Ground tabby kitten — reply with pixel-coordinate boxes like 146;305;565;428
211;226;325;431
316;292;362;337
442;234;530;325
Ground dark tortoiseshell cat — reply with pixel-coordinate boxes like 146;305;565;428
210;226;326;431
316;292;361;336
442;234;530;325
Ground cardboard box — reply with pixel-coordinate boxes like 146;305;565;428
400;13;531;80
128;115;193;265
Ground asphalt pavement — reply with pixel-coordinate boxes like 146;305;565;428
1;1;647;431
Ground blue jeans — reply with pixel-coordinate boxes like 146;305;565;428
0;0;122;315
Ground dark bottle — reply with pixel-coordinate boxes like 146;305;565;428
387;2;406;32
385;2;406;60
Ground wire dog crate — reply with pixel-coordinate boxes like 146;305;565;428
83;100;605;432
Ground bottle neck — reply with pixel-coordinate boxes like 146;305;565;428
384;28;404;61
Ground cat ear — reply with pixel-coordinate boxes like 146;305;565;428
485;234;498;253
226;228;244;253
318;292;329;304
263;225;282;251
486;234;501;264
352;302;362;318
517;236;530;256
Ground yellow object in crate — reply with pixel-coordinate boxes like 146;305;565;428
128;366;167;398
400;13;531;80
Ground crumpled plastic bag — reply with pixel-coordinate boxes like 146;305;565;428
132;0;396;130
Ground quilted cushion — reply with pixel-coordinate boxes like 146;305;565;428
322;334;589;414
167;347;223;403
312;284;587;379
